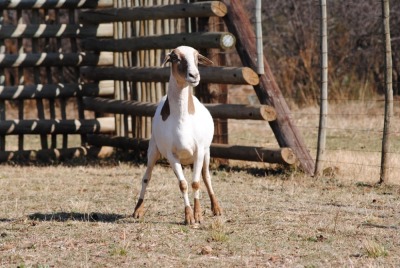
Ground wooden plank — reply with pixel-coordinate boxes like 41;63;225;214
0;0;113;9
210;144;296;165
79;1;227;23
82;32;235;51
82;97;276;121
80;66;259;85
86;135;296;165
222;0;315;175
0;24;114;38
0;146;108;163
0;83;114;100
31;9;47;150
0;118;114;135
0;52;114;68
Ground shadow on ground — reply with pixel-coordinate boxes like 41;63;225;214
28;212;126;223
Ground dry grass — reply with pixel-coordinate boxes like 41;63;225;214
1;100;400;266
1;164;400;267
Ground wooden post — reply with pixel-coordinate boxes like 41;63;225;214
0;24;114;38
0;52;114;68
1;0;114;9
79;1;227;23
86;135;297;165
379;0;393;184
0;11;5;151
80;66;259;85
315;0;328;176
82;97;276;121
222;0;315;175
81;32;236;51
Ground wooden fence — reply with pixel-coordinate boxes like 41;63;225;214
0;0;314;173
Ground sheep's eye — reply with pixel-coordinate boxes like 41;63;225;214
170;53;180;62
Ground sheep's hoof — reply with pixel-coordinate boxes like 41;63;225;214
212;204;222;216
133;208;145;219
210;195;222;216
184;206;195;225
133;199;145;219
194;198;203;223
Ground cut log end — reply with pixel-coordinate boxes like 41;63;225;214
281;148;297;165
259;105;277;121
211;2;228;17
242;67;260;85
220;33;236;49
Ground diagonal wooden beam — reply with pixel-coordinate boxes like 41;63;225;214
222;0;315;175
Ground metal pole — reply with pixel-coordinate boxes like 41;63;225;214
315;0;328;176
379;0;393;184
255;0;264;75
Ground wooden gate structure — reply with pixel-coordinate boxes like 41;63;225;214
0;0;314;175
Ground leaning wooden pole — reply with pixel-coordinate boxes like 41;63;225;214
315;0;328;176
379;0;393;184
222;0;315;175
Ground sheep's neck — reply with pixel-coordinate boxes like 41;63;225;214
167;77;195;118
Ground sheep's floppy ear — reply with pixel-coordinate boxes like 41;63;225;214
162;53;171;66
198;54;213;66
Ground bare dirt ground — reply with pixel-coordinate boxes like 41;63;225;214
1;164;399;267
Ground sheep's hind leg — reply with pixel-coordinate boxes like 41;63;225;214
202;149;222;216
133;139;160;219
168;154;195;225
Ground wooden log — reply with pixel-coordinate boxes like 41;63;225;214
0;0;113;9
223;0;315;175
83;97;276;121
0;118;114;135
87;134;149;151
0;82;114;100
86;135;295;165
205;103;276;121
79;1;227;23
210;144;297;165
0;52;113;68
0;24;113;39
82;32;235;51
80;66;259;85
0;146;108;163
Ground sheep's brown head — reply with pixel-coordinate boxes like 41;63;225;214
163;46;213;87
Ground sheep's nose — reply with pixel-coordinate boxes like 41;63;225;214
188;72;199;79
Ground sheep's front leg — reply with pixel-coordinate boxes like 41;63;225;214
169;155;195;225
133;139;160;219
192;150;205;223
202;149;222;216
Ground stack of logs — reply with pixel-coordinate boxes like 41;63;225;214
0;0;297;166
80;1;296;165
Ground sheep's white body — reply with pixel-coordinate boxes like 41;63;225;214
153;94;213;166
133;46;222;225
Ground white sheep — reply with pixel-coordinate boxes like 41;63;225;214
133;46;222;225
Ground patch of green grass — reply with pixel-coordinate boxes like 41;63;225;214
110;246;129;257
364;240;388;258
208;217;229;242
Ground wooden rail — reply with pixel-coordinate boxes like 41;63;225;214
0;52;113;68
82;32;236;51
0;24;113;39
79;1;227;23
83;97;276;121
0;118;114;135
0;82;114;100
0;0;113;9
86;135;296;165
0;146;106;163
81;66;259;85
